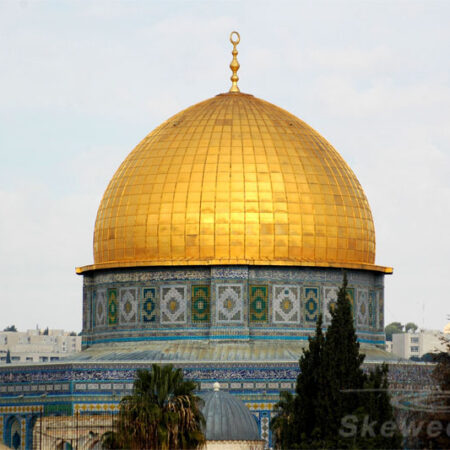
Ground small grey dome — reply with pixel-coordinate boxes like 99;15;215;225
201;385;260;441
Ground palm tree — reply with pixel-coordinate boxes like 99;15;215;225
103;364;205;449
270;390;296;449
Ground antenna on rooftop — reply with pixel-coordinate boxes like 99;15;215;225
422;301;425;331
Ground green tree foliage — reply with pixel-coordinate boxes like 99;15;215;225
323;272;366;442
385;322;419;340
270;391;296;449
3;325;17;332
272;315;333;448
271;273;402;449
103;364;205;450
404;322;418;333
358;363;402;449
385;322;403;341
295;314;330;447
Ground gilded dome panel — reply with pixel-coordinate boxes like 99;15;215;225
80;92;389;273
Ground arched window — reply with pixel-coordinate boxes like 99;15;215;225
5;416;21;450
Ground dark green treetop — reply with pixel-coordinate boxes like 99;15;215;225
385;322;403;341
404;322;418;333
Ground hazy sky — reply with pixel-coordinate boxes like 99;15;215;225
1;1;449;333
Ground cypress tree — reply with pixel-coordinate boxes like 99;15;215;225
323;272;366;443
272;314;331;449
295;314;330;447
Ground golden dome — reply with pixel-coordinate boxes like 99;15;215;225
78;92;391;274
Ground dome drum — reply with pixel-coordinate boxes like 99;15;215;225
78;87;391;351
81;265;386;348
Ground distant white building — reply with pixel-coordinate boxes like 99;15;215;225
391;330;449;359
0;329;81;364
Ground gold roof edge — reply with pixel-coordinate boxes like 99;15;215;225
76;260;393;275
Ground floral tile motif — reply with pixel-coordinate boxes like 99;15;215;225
249;285;268;323
192;286;210;323
378;291;384;330
95;289;107;326
82;290;90;331
216;284;243;323
273;285;300;324
83;266;385;337
89;290;94;329
323;286;338;325
369;290;377;328
142;287;156;323
119;288;138;324
260;413;270;444
303;286;319;324
160;286;187;324
108;288;118;326
357;289;369;326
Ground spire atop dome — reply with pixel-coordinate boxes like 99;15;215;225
229;31;240;92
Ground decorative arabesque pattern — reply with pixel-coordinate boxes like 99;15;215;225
95;289;107;326
216;285;243;323
191;286;210;323
369;290;377;328
83;268;384;339
323;286;338;325
119;288;138;324
249;286;268;323
90;290;94;329
107;289;118;326
273;286;300;324
303;286;320;324
378;291;384;330
160;286;187;324
260;413;270;445
82;290;90;331
357;289;369;327
142;288;156;323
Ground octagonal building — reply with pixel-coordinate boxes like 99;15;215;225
77;54;391;353
0;34;402;449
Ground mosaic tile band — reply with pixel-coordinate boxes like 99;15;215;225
82;266;385;346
